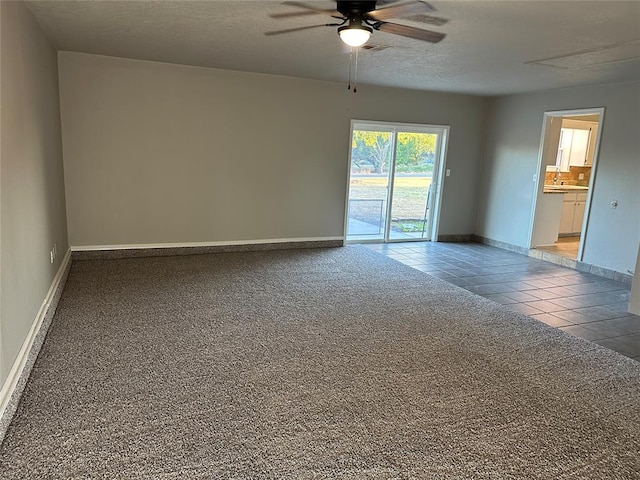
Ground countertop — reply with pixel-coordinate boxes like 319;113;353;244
543;185;589;194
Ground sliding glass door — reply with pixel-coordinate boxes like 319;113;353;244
346;122;447;243
346;127;393;241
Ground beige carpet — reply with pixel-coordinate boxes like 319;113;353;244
1;246;638;479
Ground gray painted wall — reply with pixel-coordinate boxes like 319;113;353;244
631;245;640;315
477;82;640;275
57;52;487;247
0;2;68;386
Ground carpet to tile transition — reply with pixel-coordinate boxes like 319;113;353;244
0;246;638;479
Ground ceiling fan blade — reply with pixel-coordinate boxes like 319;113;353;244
270;1;337;19
265;24;335;36
409;14;449;27
373;21;445;43
368;1;436;21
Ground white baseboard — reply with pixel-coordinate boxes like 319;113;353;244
0;248;72;439
71;236;344;252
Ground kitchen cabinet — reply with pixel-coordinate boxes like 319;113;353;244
560;198;575;233
574;197;586;231
557;120;598;169
584;124;597;166
568;129;589;167
560;192;587;235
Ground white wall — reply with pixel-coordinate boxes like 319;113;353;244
0;2;68;387
476;81;640;274
58;52;487;247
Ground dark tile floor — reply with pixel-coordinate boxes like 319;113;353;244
365;241;640;361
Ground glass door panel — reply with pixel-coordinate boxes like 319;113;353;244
388;132;437;240
346;122;446;244
346;129;392;241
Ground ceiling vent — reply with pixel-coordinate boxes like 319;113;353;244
527;40;640;69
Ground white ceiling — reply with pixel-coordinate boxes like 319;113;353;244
25;0;640;96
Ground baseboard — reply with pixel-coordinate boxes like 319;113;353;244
71;237;344;260
472;235;530;255
0;249;72;444
473;235;633;285
437;234;474;242
575;261;634;285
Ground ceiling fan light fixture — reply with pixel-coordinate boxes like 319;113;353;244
338;24;372;47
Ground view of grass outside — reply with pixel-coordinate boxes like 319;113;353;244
349;176;433;235
348;129;436;238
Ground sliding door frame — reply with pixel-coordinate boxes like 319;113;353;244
343;119;450;245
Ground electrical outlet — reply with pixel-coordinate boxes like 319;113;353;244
578;173;585;180
611;200;618;209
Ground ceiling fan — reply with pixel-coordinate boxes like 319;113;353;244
266;0;447;47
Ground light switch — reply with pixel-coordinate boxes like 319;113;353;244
446;169;451;177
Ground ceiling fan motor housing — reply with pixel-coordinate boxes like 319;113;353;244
336;1;379;19
267;0;445;45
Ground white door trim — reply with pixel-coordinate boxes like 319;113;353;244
529;107;606;261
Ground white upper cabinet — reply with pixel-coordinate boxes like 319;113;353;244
568;129;589;167
556;119;598;170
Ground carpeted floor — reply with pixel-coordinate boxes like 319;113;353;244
1;246;639;479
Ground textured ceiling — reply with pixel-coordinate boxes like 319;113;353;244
25;0;640;95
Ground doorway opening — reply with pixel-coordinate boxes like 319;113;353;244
344;120;449;244
529;108;604;261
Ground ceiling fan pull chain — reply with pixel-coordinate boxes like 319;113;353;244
347;47;353;90
354;47;359;93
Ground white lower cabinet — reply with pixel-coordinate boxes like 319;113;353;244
560;197;575;233
560;192;587;235
574;197;586;232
